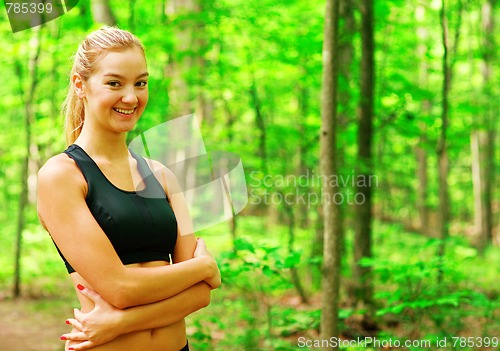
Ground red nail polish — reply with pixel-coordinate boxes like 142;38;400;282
60;336;67;340
68;348;75;350
65;320;70;325
77;284;84;291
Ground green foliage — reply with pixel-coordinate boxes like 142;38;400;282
359;229;499;342
219;236;297;293
0;0;498;349
189;235;311;350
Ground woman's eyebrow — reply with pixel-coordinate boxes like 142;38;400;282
103;72;149;79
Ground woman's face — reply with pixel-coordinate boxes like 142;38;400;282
80;47;149;134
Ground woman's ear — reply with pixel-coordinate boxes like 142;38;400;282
72;73;85;99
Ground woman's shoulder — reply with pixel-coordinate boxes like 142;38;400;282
142;158;180;195
38;152;85;188
144;158;174;177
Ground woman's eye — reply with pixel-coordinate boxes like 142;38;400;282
136;81;148;87
107;81;120;87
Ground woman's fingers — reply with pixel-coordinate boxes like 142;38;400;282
61;331;87;341
76;284;104;305
66;317;83;331
194;237;209;257
74;308;86;321
66;341;95;351
194;238;221;289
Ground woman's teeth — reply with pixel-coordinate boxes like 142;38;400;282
113;108;135;115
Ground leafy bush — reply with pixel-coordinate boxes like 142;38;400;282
359;236;498;342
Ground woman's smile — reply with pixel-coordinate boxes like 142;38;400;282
113;107;136;116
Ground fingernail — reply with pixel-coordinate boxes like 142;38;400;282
65;320;70;325
60;336;67;340
68;348;75;350
77;284;84;291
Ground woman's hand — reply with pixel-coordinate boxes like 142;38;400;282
194;238;221;290
61;286;125;350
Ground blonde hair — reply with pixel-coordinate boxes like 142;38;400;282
62;27;145;145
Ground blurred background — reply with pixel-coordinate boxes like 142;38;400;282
0;0;498;350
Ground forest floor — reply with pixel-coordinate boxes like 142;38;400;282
0;298;71;351
0;293;498;351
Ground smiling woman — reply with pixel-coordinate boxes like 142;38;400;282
37;27;221;351
74;48;148;134
64;31;149;142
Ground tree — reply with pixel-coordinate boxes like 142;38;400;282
415;2;431;235
320;0;341;347
91;0;117;26
436;0;452;273
437;0;463;281
13;27;42;298
166;0;203;118
353;0;375;312
471;0;495;252
336;0;355;290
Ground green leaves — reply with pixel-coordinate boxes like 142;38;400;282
219;236;306;296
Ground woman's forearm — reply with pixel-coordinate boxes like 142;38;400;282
119;282;211;334
109;256;215;309
38;166;218;310
62;282;212;348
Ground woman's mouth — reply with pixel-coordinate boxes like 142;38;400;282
113;107;135;115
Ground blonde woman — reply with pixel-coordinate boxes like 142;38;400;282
37;27;220;351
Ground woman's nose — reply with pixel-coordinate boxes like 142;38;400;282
122;87;138;104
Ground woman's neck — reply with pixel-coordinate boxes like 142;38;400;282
74;126;130;161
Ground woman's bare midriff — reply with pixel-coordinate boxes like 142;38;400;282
67;261;187;351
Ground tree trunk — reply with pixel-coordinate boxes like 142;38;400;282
128;0;136;33
13;27;42;298
319;0;341;347
353;0;375;312
337;0;354;278
297;74;310;229
248;66;273;228
415;5;430;235
310;207;324;290
193;2;212;125
37;21;63;164
436;0;451;277
249;75;267;174
437;0;463;281
283;201;309;304
91;0;117;25
470;0;495;251
471;131;490;250
415;135;429;234
220;72;238;251
166;0;198;117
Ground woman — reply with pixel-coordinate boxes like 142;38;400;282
37;27;221;351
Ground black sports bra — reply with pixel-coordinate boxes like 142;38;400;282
54;144;178;274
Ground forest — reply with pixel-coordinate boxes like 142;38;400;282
0;0;498;350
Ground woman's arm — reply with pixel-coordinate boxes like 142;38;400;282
37;155;219;309
61;238;217;350
59;162;220;349
62;282;211;350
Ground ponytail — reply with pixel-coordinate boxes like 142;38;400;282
62;71;85;145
